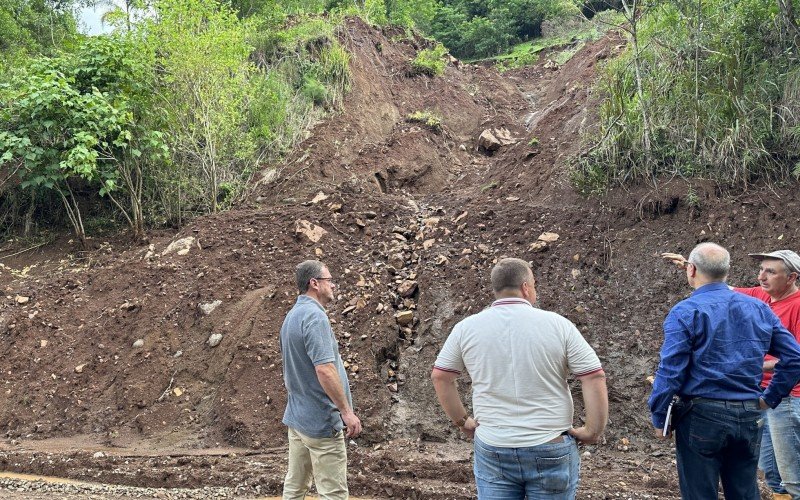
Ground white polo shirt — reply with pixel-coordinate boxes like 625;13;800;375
434;298;602;447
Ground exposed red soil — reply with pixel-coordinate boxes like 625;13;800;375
0;17;792;498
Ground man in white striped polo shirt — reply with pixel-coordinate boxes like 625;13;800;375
432;257;608;499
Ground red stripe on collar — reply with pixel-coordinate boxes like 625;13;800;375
491;298;532;307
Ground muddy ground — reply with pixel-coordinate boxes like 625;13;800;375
0;17;793;499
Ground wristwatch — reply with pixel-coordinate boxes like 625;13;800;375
453;414;469;427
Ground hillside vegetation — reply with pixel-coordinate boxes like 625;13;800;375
1;0;799;245
576;0;800;191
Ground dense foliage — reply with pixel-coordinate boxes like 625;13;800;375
576;0;800;191
0;0;79;69
0;0;351;242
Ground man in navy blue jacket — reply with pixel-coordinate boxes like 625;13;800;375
649;242;800;500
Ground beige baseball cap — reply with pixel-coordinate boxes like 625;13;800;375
748;250;800;274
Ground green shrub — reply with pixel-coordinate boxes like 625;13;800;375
301;75;328;105
411;44;447;76
578;0;799;188
407;110;443;131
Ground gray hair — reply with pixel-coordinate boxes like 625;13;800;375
296;260;325;293
491;258;533;293
688;243;730;280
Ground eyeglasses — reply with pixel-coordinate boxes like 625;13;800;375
313;277;334;282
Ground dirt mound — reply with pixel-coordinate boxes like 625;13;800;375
0;17;796;498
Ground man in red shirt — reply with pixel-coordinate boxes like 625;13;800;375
664;249;800;498
736;250;800;499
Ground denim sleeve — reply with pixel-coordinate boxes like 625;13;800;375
302;312;336;366
762;311;800;408
649;307;692;427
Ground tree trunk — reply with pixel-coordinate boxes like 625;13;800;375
622;0;652;155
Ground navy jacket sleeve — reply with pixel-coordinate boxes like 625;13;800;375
649;306;692;428
763;312;800;408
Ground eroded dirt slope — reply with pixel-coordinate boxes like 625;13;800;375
0;17;795;499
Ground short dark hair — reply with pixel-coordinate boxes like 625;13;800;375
490;258;533;293
296;260;325;293
688;242;730;280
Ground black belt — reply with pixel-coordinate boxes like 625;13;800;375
689;397;761;410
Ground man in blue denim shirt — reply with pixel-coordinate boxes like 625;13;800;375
649;243;800;500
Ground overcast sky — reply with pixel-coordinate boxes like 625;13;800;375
79;5;114;35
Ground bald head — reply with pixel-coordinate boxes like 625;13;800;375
688;243;730;281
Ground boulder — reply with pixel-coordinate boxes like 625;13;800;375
295;220;327;243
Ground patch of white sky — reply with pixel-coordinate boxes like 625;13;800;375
79;4;115;35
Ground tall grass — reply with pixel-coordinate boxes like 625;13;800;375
575;0;800;192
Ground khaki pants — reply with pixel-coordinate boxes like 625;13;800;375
282;427;348;500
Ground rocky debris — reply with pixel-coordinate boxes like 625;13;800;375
199;300;222;315
161;236;198;256
14;295;29;305
119;300;138;312
93;451;106;458
544;58;560;70
395;310;414;326
310;191;329;204
538;231;560;243
74;364;86;374
294;220;327;243
132;339;144;348
397;280;418;298
0;476;238;499
529;231;561;252
477;127;518;152
207;333;223;347
39;340;48;348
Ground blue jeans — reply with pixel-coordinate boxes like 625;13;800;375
769;396;800;498
674;398;763;500
759;414;787;494
473;434;579;499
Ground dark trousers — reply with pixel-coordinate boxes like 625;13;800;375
674;398;763;500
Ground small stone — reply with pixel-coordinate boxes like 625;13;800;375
310;191;328;204
39;340;48;348
538;232;560;243
387;382;398;392
199;300;222;315
529;241;548;253
395;311;414;326
75;364;86;374
397;280;418;298
120;301;138;311
133;339;144;348
174;350;183;358
207;333;223;347
15;295;30;305
93;451;106;459
571;269;581;279
295;220;327;243
173;387;184;397
162;236;197;256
